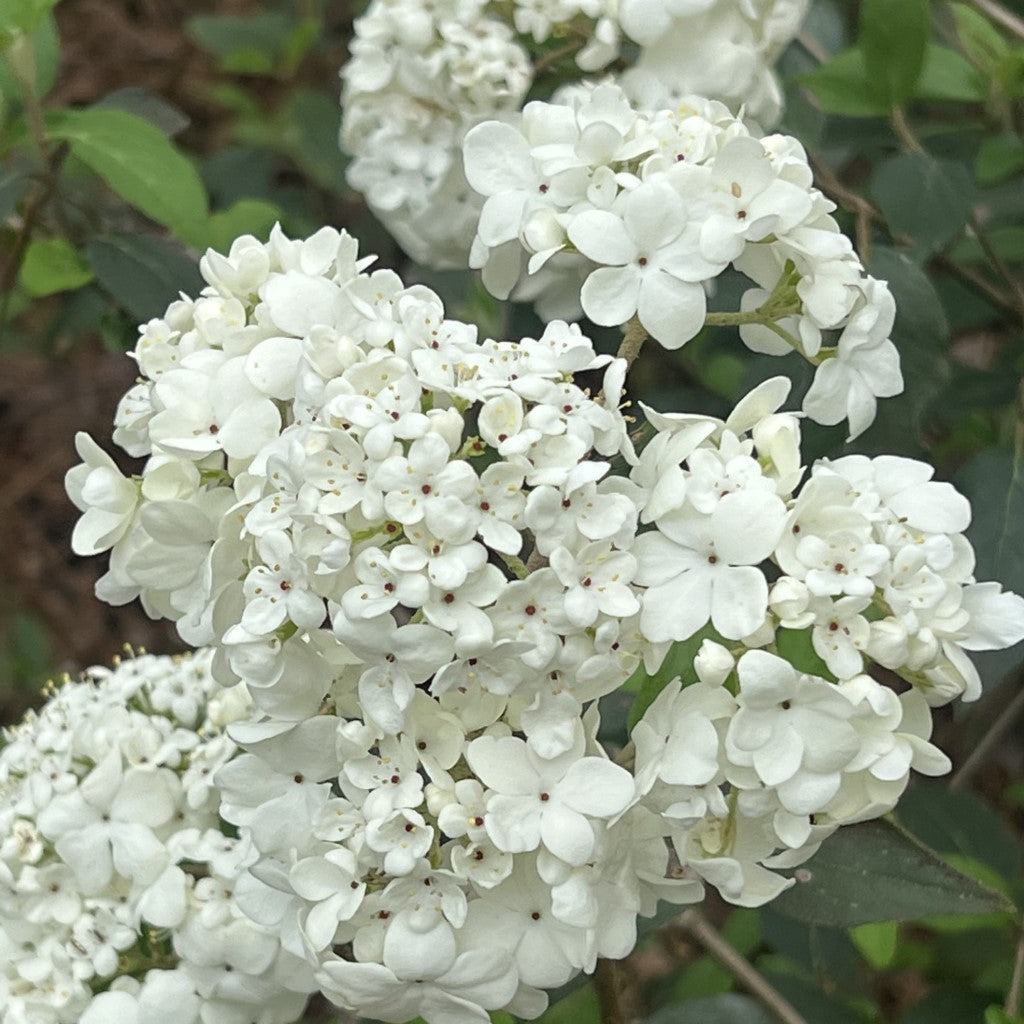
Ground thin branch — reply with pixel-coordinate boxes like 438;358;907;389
810;149;1024;318
617;316;648;370
967;213;1024;323
1007;927;1024;1016
970;0;1024;42
532;38;583;77
949;674;1024;790
932;253;1023;321
676;909;809;1024
593;958;627;1024
890;107;927;156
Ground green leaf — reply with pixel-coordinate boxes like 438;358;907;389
858;247;949;452
952;3;1010;70
673;956;733;1002
775;627;835;680
93;86;190;137
0;10;58;101
19;237;94;295
851;921;899;968
859;0;929;107
186;12;317;77
870;154;974;254
954;447;1024;689
277;89;349;192
0;166;29;221
772;819;1014;927
536;984;600;1024
799;48;890;118
645;994;772;1024
0;0;58;44
202;198;283;253
976;132;1024;184
902;985;993;1024
45;108;208;242
86;233;203;322
626;624;719;731
917;43;990;101
896;782;1022;881
948;225;1024;264
986;1006;1024;1024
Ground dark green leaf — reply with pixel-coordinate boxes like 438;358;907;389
626;624;718;731
756;969;865;1024
86;233;203;322
201;145;278;207
186;12;317;77
976;132;1024;184
202;198;283;253
673;955;733;1001
871;154;974;254
917;43;990;101
93;86;190;137
897;783;1022;880
901;985;992;1024
860;0;929;107
535;984;600;1024
857;247;950;454
277;89;349;192
948;225;1024;264
953;448;1024;688
645;994;772;1024
45;108;208;242
0;167;29;222
20;237;94;295
772;819;1014;927
799;48;890;118
775;628;835;680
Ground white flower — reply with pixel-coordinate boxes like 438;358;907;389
65;433;139;556
802;280;903;440
636;491;786;641
466;731;634;866
569;180;709;349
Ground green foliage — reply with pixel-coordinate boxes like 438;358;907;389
45;108;209;241
187;12;318;78
625;624;720;731
19;237;92;295
85;234;203;323
870;154;974;255
0;0;58;45
645;994;772;1023
772;819;1014;927
859;0;929;108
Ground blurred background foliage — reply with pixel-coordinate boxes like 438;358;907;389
2;0;1024;1022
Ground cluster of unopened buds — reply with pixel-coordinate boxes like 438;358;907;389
45;221;1024;1024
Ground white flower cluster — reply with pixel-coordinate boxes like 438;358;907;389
64;225;1024;1024
340;0;533;267
464;83;903;439
617;0;810;127
0;650;313;1024
339;0;807;268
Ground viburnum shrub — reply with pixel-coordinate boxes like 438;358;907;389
55;210;1024;1022
2;1;1023;1023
